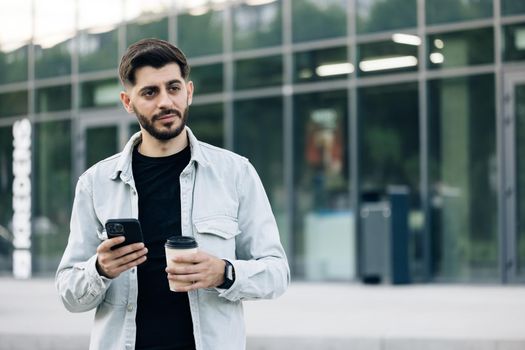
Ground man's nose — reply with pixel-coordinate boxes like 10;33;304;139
157;88;173;109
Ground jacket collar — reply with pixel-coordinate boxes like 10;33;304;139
109;126;210;181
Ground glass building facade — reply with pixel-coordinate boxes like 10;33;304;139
0;0;524;283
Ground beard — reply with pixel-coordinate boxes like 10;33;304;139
133;104;189;141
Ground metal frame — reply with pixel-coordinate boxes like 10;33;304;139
502;68;525;283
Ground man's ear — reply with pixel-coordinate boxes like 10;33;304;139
120;91;134;114
186;80;194;106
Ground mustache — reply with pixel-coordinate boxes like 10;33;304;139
152;109;182;121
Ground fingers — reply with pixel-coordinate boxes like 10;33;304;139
166;252;225;291
96;239;148;279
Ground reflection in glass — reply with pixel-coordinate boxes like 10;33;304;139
233;1;282;51
359;83;419;195
356;0;417;34
0;0;32;51
81;79;121;109
0;91;28;117
233;97;287;250
36;85;72;113
125;0;171;20
294;46;349;83
502;0;525;16
78;30;120;73
33;120;72;273
426;0;492;25
358;83;421;278
293;90;353;281
178;10;223;57
0;45;28;84
234;55;282;90
292;0;347;43
78;0;123;30
127;18;168;46
428;28;494;69
34;0;75;60
0;126;14;272
85;126;118;169
35;40;72;79
358;40;418;76
428;74;497;281
503;23;525;62
190;63;223;95
187;103;224;147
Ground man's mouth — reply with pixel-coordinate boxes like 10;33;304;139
155;110;180;121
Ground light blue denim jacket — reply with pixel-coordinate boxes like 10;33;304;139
56;127;290;350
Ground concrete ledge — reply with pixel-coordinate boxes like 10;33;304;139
2;335;524;350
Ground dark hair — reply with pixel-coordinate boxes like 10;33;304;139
118;38;190;86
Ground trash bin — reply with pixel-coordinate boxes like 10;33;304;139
360;186;410;284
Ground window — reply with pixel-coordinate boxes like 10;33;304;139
503;23;525;62
293;90;353;281
233;0;282;51
294;47;350;83
428;28;494;69
292;0;347;43
190;63;223;95
0;46;28;84
36;85;72;113
178;10;223;57
357;0;417;34
0;126;14;272
234;55;283;90
358;40;418;77
428;74;497;281
234;97;287;249
187;103;224;148
0;91;28;117
127;18;168;45
80;79;121;109
33;120;72;274
426;0;492;25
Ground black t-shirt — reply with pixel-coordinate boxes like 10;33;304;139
132;144;195;350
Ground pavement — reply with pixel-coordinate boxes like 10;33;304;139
0;277;524;350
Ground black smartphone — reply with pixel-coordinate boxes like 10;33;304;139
105;218;144;250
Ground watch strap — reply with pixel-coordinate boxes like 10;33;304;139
217;259;235;289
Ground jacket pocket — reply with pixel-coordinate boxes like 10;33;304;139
193;216;240;258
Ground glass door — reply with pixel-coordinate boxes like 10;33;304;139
503;72;525;283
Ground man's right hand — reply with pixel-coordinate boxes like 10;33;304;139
96;236;148;279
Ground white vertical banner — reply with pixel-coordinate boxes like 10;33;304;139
12;118;32;279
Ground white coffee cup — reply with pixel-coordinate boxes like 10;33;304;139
165;236;198;292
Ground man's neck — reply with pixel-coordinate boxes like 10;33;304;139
138;129;189;157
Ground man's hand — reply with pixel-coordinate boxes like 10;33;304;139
96;236;148;279
166;251;225;292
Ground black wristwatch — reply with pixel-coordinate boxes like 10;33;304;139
217;259;235;289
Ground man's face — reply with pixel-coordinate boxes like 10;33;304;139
120;63;194;141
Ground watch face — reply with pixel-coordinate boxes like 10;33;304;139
226;265;233;281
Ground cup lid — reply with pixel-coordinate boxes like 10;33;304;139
165;235;198;249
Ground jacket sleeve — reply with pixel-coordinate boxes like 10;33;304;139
55;175;112;312
218;161;290;301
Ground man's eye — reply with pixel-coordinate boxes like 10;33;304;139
169;85;181;91
143;90;155;97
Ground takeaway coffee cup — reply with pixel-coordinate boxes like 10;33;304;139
165;236;198;292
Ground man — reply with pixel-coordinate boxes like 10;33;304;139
56;38;290;350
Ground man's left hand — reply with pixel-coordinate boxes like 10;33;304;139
166;251;226;291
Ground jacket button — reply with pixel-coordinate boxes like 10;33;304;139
127;304;134;312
